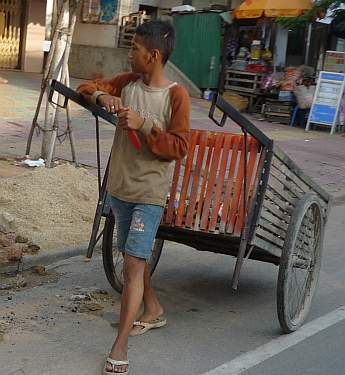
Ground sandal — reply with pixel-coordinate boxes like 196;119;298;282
103;357;129;375
130;316;167;336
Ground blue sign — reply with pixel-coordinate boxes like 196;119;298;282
307;71;345;133
320;72;345;82
310;104;336;126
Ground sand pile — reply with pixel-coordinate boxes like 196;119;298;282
0;163;99;251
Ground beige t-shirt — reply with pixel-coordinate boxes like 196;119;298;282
77;73;190;206
108;79;176;206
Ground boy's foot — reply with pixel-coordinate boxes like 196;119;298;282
130;315;167;336
103;358;129;374
104;349;128;374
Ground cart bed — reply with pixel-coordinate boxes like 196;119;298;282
161;130;262;237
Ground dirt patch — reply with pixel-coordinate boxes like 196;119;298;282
0;162;98;251
0;159;28;178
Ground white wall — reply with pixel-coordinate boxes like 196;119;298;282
72;22;118;47
22;0;46;72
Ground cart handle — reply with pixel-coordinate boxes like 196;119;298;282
209;93;272;148
49;80;141;150
49;79;119;126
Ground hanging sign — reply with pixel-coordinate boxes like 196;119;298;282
306;71;345;134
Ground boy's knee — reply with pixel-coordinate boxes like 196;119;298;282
123;254;146;281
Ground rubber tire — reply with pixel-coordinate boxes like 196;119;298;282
102;213;164;293
277;193;324;333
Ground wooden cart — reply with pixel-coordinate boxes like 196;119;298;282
47;82;330;334
101;94;330;333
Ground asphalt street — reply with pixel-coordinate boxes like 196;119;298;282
1;204;344;375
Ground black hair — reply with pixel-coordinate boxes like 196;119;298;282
135;20;175;64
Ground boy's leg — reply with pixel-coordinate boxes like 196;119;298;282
141;263;164;320
106;253;146;373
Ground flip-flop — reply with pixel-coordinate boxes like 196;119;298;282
103;357;129;375
130;316;167;336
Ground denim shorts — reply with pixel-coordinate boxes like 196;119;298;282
108;195;164;261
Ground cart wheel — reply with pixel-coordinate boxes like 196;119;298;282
102;214;164;293
277;193;324;333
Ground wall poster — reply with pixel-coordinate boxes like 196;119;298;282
82;0;118;24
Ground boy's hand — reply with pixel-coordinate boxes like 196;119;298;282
118;108;145;130
97;94;123;114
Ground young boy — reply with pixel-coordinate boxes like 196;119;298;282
77;20;190;374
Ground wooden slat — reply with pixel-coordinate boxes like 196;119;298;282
256;227;284;248
165;160;181;224
265;188;294;211
185;131;207;228
260;208;289;231
270;160;306;196
208;134;233;232
262;200;290;223
226;138;246;234
270;168;303;200
273;145;330;204
194;133;216;230
200;133;224;230
272;156;312;196
234;138;259;235
219;136;242;233
258;218;287;239
175;131;199;226
252;237;282;258
267;174;299;206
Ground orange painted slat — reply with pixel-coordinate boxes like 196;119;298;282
208;133;233;232
200;133;225;231
175;130;199;227
194;133;216;230
245;145;264;221
233;138;259;235
226;136;246;234
185;131;208;228
164;159;181;225
219;136;242;233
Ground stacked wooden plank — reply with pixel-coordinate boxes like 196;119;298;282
263;99;294;124
224;69;264;94
118;11;151;49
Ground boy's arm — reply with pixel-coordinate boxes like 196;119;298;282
76;73;139;103
139;85;190;161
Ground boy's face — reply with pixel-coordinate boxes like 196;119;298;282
128;34;161;74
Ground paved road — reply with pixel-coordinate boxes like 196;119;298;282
1;204;344;375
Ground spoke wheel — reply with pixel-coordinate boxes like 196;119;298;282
277;193;324;333
102;214;164;293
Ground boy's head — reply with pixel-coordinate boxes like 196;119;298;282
128;20;175;73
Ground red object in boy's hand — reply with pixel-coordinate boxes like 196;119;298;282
117;108;142;150
128;129;141;150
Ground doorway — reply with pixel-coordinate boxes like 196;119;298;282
0;0;26;69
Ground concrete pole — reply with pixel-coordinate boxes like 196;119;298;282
40;0;70;160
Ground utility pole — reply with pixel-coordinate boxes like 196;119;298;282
26;0;81;167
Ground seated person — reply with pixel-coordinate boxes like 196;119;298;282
293;76;316;126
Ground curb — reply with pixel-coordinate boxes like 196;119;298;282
0;245;89;274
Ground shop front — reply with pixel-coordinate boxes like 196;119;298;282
223;0;314;123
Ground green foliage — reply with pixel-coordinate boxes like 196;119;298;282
277;0;345;29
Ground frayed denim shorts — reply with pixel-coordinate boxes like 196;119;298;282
108;195;164;261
